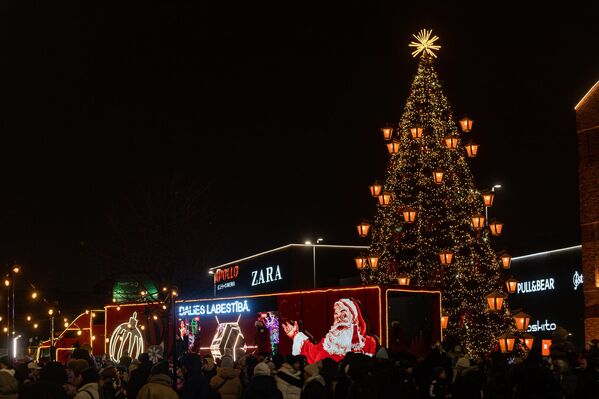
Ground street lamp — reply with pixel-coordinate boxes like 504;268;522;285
484;184;502;229
309;238;324;288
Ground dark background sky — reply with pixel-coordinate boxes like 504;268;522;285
3;2;599;306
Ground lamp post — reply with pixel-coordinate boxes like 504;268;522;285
484;184;502;226
306;238;324;288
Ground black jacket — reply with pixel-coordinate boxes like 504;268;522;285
127;361;153;399
242;375;283;399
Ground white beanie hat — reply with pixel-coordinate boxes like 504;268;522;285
254;362;271;377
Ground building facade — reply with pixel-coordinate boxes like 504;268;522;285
576;80;599;344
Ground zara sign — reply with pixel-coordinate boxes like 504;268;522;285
251;265;283;286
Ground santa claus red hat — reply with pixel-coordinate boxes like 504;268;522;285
337;298;367;335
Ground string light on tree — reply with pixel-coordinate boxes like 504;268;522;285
359;29;513;355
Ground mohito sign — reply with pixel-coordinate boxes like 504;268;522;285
517;278;555;294
527;319;558;332
178;300;251;317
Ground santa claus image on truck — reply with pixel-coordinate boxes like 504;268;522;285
283;298;377;363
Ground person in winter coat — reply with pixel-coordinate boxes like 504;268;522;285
127;353;153;399
511;347;560;399
136;360;178;399
210;355;242;399
300;363;326;399
180;353;210;399
20;361;69;399
428;367;448;398
203;356;218;382
242;362;283;399
73;368;101;399
275;355;302;399
0;356;18;399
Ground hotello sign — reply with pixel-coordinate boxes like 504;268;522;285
516;278;555;294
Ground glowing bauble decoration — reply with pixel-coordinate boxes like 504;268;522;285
108;312;144;362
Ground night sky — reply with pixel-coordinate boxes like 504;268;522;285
3;2;599;305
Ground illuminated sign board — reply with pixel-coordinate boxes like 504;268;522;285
212;250;295;297
509;246;584;350
251;265;283;286
178;300;251;317
516;278;555;294
573;271;583;290
527;319;557;332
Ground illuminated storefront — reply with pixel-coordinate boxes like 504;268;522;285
509;245;585;349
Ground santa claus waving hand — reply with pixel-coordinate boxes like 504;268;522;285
283;298;377;363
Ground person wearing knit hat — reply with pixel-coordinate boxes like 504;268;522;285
242;362;282;399
253;362;271;377
302;363;326;399
136;360;178;399
210;355;241;399
283;298;377;363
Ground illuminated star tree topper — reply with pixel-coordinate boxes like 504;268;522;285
409;29;441;58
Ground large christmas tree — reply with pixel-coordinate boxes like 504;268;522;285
361;30;512;355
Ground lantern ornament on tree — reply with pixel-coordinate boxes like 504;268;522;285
523;333;535;350
464;141;480;158
471;214;486;230
386;139;401;155
108;312;145;362
354;254;368;270
369;181;383;197
441;310;449;329
459;116;474;132
497;332;516;353
410;126;424;139
368;255;380;270
499;252;512;270
513;311;532;331
438;250;454;265
443;134;460;150
489;220;504;236
486;290;506;311
397;274;411;286
402;207;417;223
505;276;518;294
356;220;372;237
381;126;394;141
481;192;495;207
433;169;445;185
378;192;392;207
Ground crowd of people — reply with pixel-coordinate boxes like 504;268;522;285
0;337;597;398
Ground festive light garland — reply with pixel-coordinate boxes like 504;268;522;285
362;32;513;356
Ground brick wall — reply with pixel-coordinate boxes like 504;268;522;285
576;81;599;345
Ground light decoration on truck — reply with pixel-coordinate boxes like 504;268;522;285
108;312;144;362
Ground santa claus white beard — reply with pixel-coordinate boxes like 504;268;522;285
322;322;355;356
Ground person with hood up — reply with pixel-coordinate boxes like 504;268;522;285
136;360;178;399
0;356;18;399
300;363;326;399
181;353;210;399
210;355;242;399
127;353;153;399
242;362;282;399
276;355;302;399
